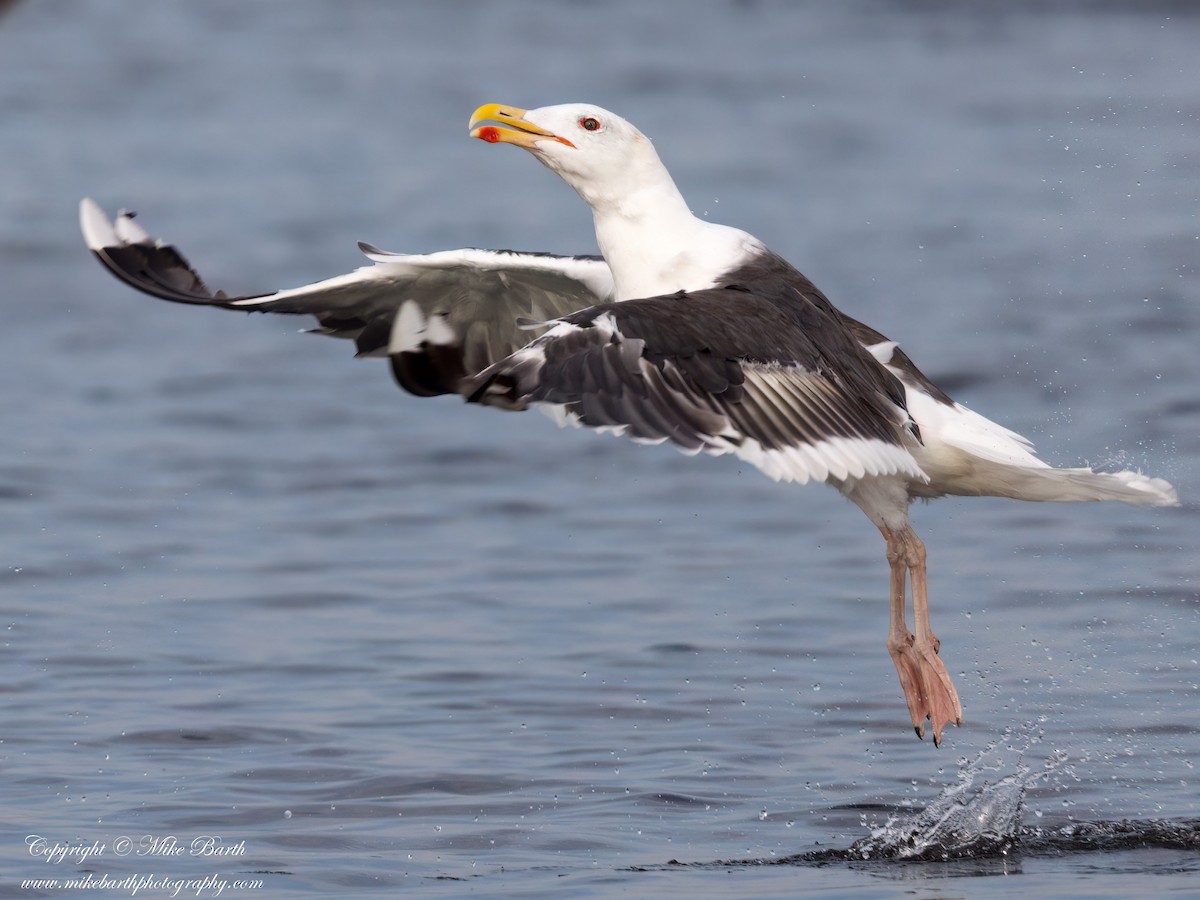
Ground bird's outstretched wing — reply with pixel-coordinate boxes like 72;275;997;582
79;198;614;396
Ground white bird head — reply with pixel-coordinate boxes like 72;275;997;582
468;103;673;214
469;102;761;301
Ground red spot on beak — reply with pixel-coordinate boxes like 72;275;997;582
477;126;501;143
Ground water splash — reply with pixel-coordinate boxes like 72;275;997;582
687;724;1198;870
828;729;1198;862
844;734;1064;861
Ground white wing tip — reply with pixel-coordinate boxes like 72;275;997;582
113;209;153;245
79;197;115;251
81;197;158;249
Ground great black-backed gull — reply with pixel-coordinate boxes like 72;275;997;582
79;102;1179;746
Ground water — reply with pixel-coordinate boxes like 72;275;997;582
3;1;1198;896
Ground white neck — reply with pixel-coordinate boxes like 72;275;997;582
571;153;762;302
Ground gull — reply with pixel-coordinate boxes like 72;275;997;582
79;103;1179;745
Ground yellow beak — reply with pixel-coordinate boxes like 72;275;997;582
468;104;575;149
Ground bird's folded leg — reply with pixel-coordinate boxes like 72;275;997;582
883;525;963;746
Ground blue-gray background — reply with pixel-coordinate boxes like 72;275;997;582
2;2;1197;897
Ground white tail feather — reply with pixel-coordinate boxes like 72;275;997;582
969;465;1179;506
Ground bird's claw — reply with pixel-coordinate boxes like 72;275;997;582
889;634;963;747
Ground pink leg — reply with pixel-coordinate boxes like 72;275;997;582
882;525;963;746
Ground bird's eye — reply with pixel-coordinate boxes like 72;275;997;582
579;116;601;132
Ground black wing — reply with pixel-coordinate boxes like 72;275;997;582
469;268;926;486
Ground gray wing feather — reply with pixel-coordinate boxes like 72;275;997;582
79;199;613;395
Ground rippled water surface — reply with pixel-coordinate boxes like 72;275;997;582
3;2;1198;897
